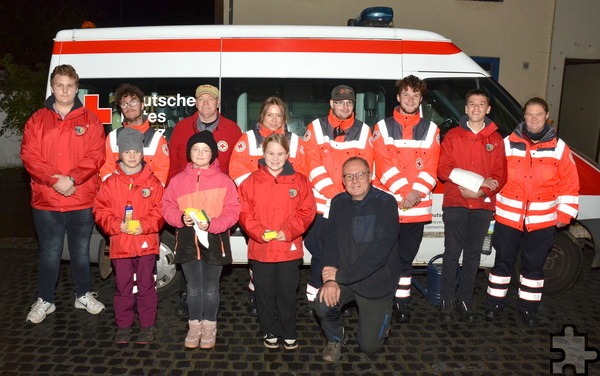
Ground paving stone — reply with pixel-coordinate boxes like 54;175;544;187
1;240;599;375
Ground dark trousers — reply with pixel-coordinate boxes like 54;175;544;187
32;208;95;303
486;222;555;313
251;259;301;339
314;285;393;355
395;222;425;302
305;214;326;301
181;259;223;321
440;207;493;302
112;254;157;329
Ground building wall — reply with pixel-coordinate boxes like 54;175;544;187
548;0;600;127
223;0;554;105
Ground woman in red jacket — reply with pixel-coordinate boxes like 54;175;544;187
485;97;579;327
238;134;316;350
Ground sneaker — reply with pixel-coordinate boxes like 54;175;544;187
322;328;347;362
200;320;217;349
26;298;56;324
137;326;156;344
115;327;132;344
74;292;105;314
185;319;203;348
263;333;279;349
283;338;298;350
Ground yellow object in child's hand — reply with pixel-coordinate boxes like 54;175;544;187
184;207;199;217
127;220;140;232
185;208;209;223
264;230;278;240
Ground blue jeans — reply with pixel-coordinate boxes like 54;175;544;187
32;208;95;303
181;259;223;321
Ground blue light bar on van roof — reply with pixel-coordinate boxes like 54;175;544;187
348;7;394;27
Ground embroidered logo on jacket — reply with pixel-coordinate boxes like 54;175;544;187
218;140;228;152
289;189;298;198
74;125;87;135
235;141;246;153
141;188;152;198
416;158;424;170
486;143;495;152
303;130;311;142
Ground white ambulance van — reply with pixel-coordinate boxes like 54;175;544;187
50;24;600;297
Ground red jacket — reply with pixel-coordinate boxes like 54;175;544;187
168;113;242;181
496;123;579;231
229;123;306;186
373;108;440;223
100;119;170;186
239;161;316;262
437;116;506;210
302;111;374;217
21;96;105;211
93;164;164;259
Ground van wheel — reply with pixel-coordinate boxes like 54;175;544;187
514;232;582;297
157;230;183;298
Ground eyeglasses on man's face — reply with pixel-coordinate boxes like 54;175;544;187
120;99;140;109
342;170;369;182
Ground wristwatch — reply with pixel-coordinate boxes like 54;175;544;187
68;176;75;185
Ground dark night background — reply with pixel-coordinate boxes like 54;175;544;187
0;0;216;69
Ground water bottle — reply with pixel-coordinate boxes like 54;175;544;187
481;220;495;255
124;201;134;223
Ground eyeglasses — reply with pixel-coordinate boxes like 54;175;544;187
333;100;354;107
342;171;369;182
120;99;140;109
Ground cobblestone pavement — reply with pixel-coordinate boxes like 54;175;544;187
1;238;599;375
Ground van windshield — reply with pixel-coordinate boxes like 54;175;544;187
78;76;523;139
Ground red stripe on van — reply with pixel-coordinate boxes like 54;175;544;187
53;38;461;55
573;153;600;195
221;39;461;55
53;39;221;54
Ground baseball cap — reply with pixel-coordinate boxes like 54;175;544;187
195;84;219;98
331;85;355;101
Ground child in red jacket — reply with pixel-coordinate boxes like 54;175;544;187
437;89;506;322
238;133;316;350
93;128;164;344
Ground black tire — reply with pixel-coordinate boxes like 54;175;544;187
514;232;582;297
157;230;184;298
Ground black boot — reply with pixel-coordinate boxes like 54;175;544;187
457;301;476;322
393;300;411;323
485;304;503;320
439;300;455;322
519;310;539;327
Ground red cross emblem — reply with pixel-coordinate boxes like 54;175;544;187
83;94;112;124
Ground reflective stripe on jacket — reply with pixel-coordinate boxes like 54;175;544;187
302;116;374;217
495;123;579;231
229;124;305;186
100;120;170;186
372;109;440;223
